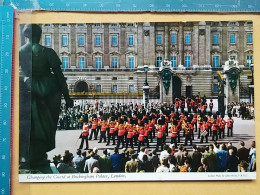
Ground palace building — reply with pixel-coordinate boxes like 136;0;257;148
20;21;254;103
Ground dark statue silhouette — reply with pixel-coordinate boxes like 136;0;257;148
19;24;73;173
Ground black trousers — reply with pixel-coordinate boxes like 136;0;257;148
99;131;106;142
89;128;97;140
79;136;88;149
126;138;133;148
219;128;225;138
107;133;115;145
200;135;208;143
156;138;163;151
212;130;218;141
117;136;125;148
138;140;144;152
184;134;192;146
227;127;233;137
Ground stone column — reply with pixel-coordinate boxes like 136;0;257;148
205;22;211;65
119;23;126;68
70;24;76;67
53;24;59;54
137;23;144;66
221;22;228;64
103;24;110;66
164;23;169;59
192;22;199;65
238;21;245;65
178;23;184;65
87;24;93;67
198;24;206;65
149;23;156;65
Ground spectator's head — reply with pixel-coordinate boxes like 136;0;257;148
178;144;183;151
128;148;135;155
184;160;190;167
152;150;157;156
209;144;214;151
251;141;255;148
142;154;148;162
76;149;81;156
82;151;87;157
168;156;175;165
228;142;232;147
192;144;197;151
63;155;72;165
93;147;98;154
103;149;108;156
131;153;137;160
114;147;119;154
90;151;95;157
240;141;245;147
140;146;146;152
239;161;249;172
93;167;100;173
161;158;168;166
163;144;169;151
229;149;234;156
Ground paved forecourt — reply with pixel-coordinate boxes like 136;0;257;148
47;116;255;159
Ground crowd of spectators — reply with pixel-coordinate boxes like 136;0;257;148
52;140;256;174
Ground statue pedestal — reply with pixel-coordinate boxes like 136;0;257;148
223;60;242;107
160;80;173;103
158;59;174;104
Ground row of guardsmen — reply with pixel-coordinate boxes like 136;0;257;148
78;111;234;152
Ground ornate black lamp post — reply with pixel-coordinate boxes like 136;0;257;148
249;63;254;103
143;65;149;109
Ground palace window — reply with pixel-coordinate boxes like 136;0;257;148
79;57;85;68
78;35;85;46
62;57;69;69
171;33;177;44
184;56;191;67
128;57;135;68
128;35;134;46
213;34;219;44
247;33;253;44
96;85;101;92
45;35;51;46
156;57;162;67
95;35;101;46
112;35;118;46
112;57;118;68
213;56;220;68
96;57;102;69
170;56;177;67
230;33;236;44
247;56;253;66
112;85;118;92
129;85;134;92
62;35;68;46
156;34;163;45
185;33;191;44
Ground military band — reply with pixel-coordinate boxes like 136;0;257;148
73;96;236;152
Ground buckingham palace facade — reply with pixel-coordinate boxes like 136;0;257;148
20;21;254;102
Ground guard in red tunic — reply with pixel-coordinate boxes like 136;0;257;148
106;116;116;146
137;123;145;152
207;114;213;136
219;115;226;139
89;114;98;140
98;119;107;143
227;113;234;137
144;122;150;148
126;120;134;149
200;117;209;143
117;118;125;148
148;117;155;142
78;122;90;150
169;120;178;148
192;114;197;132
156;124;164;151
212;114;219;141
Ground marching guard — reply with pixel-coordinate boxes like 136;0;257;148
227;113;234;137
78;122;90;150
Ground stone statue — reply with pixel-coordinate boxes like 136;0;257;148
162;71;171;95
229;70;238;92
19;24;73;173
